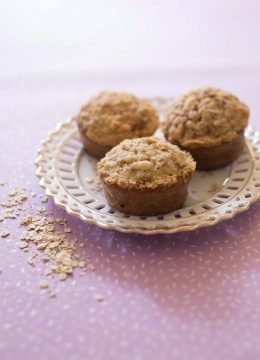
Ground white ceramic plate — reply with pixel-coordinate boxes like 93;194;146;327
36;102;260;234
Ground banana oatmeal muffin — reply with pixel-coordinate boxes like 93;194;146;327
77;91;159;158
97;137;196;216
161;87;249;170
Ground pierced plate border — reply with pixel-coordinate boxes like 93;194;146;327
35;104;260;234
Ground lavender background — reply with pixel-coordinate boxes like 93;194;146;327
1;1;260;359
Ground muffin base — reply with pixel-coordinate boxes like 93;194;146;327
171;132;245;171
101;180;191;216
80;134;112;158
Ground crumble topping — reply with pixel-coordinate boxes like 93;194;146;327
77;91;159;146
162;87;249;148
97;137;196;190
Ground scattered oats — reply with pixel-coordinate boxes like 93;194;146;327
21;232;30;241
3;210;17;219
49;291;56;299
41;256;50;263
58;273;68;281
37;243;47;250
46;224;55;232
72;260;78;267
44;269;52;276
0;183;95;297
55;218;66;225
40;196;48;203
27;257;34;266
85;177;94;184
95;295;104;302
88;264;95;271
20;214;94;283
49;242;59;249
0;188;27;208
0;179;6;186
1;230;10;238
19;241;29;249
20;216;33;225
39;280;49;289
35;235;43;242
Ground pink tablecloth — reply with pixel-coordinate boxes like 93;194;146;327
1;70;260;360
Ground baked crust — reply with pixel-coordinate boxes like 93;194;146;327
97;137;196;190
77;91;159;152
162;87;249;149
97;137;196;215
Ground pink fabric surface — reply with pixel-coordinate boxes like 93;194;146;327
1;70;260;360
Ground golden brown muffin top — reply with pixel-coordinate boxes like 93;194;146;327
97;137;196;190
162;87;249;149
77;91;159;147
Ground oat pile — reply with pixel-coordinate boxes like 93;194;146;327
0;179;6;186
0;181;96;299
20;215;90;281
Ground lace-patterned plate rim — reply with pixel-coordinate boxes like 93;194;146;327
35;100;260;235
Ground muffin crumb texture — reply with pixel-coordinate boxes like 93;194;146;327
77;91;159;147
97;137;196;190
162;87;249;148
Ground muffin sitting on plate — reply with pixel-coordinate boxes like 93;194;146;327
97;137;196;216
77;91;159;158
161;87;249;170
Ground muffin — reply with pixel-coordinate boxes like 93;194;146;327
161;87;249;170
77;91;159;158
97;137;196;216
